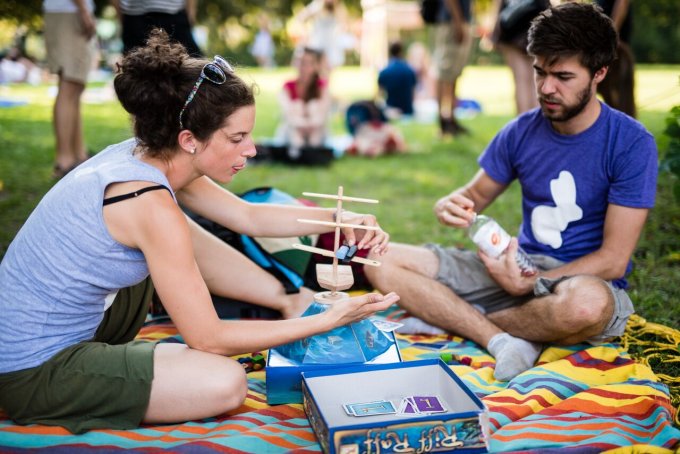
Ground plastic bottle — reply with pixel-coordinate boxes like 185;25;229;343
467;214;538;276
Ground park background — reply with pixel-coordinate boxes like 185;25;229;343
0;0;679;398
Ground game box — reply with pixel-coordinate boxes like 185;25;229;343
266;328;402;405
301;359;489;453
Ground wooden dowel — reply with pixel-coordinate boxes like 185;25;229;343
332;187;343;293
292;243;335;258
302;192;379;204
297;219;380;230
292;244;381;267
349;256;381;267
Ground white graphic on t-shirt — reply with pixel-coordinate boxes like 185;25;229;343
531;170;583;249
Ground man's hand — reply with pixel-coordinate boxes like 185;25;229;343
78;9;96;40
478;238;535;295
452;19;466;43
434;193;475;228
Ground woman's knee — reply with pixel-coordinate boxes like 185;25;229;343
210;358;248;410
150;345;248;417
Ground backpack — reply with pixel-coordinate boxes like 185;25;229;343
420;0;443;24
498;0;550;43
183;187;320;319
345;100;388;136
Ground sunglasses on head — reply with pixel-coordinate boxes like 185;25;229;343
178;55;234;130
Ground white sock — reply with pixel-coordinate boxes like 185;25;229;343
396;316;447;335
487;333;542;381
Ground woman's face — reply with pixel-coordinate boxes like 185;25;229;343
298;52;319;81
195;105;257;183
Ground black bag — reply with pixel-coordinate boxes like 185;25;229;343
499;0;549;43
256;144;334;166
420;0;443;24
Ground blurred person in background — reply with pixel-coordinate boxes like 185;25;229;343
277;47;332;159
378;41;417;118
491;0;550;115
431;0;473;136
43;0;98;179
112;0;202;57
594;0;636;117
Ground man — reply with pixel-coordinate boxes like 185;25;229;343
111;0;202;57
432;0;472;136
378;41;417;117
43;0;97;178
595;0;636;117
366;3;657;381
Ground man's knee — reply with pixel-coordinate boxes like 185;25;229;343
555;275;614;334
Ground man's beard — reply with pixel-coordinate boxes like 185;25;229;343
539;84;593;122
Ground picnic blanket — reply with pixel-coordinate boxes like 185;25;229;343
1;314;679;453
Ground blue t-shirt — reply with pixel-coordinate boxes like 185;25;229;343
479;103;657;288
378;59;417;115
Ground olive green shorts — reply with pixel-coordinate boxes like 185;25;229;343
0;277;157;434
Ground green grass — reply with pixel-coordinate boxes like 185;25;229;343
1;65;679;330
1;64;679;421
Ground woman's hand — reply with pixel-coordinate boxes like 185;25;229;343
323;292;400;328
339;211;390;255
433;193;475;228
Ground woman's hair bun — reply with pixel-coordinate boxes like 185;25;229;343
114;29;188;119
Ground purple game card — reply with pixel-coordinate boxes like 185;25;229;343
412;396;445;413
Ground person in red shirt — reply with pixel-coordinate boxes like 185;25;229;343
277;48;332;158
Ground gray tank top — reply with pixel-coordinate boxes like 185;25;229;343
0;138;175;373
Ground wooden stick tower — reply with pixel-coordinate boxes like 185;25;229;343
293;186;381;304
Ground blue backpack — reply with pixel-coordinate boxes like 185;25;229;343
184;187;317;319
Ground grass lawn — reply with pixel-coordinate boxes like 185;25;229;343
1;64;679;332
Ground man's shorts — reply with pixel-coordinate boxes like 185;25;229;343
0;278;156;434
44;12;97;84
432;22;473;82
425;244;635;342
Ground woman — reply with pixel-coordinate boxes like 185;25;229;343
0;30;398;434
277;47;332;158
296;0;347;74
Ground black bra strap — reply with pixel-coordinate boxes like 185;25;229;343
103;185;172;206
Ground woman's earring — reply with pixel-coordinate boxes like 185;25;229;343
189;148;196;154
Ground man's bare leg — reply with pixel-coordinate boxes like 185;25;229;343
53;77;86;172
366;243;553;380
366;243;501;347
488;275;614;345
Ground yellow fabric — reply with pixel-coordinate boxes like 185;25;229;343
621;314;680;426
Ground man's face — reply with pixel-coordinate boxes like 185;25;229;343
533;55;598;123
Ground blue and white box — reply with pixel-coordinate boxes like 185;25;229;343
301;359;489;453
266;329;402;405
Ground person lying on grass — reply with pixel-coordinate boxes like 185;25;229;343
0;29;398;434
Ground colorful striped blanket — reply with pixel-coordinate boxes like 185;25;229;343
1;316;678;453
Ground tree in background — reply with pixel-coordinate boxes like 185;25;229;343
631;0;680;63
1;0;679;65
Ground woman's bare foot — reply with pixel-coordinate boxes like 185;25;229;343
280;287;316;319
